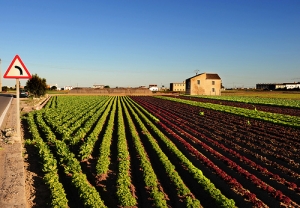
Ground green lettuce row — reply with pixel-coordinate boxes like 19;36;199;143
66;97;114;145
51;96;108;127
34;111;107;208
41;98;101;138
43;96;55;109
43;97;111;142
26;112;68;208
121;97;168;207
44;96;102;125
124;97;202;208
79;98;115;160
115;97;137;207
96;97;118;175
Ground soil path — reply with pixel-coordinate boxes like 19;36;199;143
0;97;50;208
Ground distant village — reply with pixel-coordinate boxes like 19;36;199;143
49;72;224;96
2;72;300;96
49;72;300;95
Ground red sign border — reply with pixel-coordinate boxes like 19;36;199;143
3;55;32;79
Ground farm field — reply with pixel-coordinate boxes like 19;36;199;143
23;95;300;208
220;90;300;100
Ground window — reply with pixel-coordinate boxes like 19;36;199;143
212;88;215;92
212;81;215;85
197;80;200;85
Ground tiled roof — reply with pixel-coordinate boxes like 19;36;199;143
206;73;221;79
186;73;221;80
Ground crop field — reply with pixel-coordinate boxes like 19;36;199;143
221;90;300;100
24;95;300;208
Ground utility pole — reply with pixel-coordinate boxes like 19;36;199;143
0;58;2;92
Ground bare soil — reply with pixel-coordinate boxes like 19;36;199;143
21;98;51;208
23;142;51;208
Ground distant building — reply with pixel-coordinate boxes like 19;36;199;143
160;85;168;91
256;83;300;90
185;73;222;95
170;81;185;92
285;83;300;89
93;84;104;89
64;86;73;90
256;83;284;90
149;84;159;91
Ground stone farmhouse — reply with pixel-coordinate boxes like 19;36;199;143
185;73;222;95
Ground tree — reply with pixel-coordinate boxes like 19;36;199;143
104;85;110;88
26;74;47;97
51;85;57;90
2;86;8;92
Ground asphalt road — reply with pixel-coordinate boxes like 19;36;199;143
0;94;14;128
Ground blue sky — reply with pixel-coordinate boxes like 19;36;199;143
1;0;299;88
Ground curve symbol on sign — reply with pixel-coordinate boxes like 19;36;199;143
15;66;23;75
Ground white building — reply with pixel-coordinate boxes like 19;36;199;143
93;84;104;89
149;84;158;91
64;86;73;90
285;83;300;89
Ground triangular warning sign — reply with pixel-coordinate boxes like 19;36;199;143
3;55;32;79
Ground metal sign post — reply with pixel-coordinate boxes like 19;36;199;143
3;55;31;140
16;78;20;138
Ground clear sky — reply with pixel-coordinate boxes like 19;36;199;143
1;0;299;89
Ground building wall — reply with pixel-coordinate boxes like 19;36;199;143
275;84;286;89
170;82;185;91
256;84;276;90
149;87;159;91
186;73;221;95
286;84;300;89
